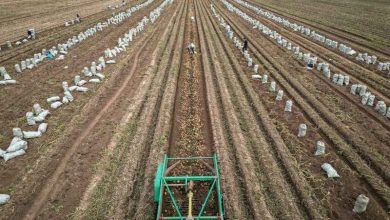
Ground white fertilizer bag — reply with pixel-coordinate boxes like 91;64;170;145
96;73;105;80
106;60;116;64
64;91;74;102
284;100;293;112
13;128;23;138
3;149;26;161
353;194;369;213
0;194;10;205
0;149;5;158
62;96;69;104
321;163;340;178
254;64;259;73
33;103;43;115
38;123;48;134
78;80;87;86
26;112;36;125
15;63;22;73
23;131;42;139
37;110;50;119
262;75;268;84
6;137;27;152
276;90;284;101
89;78;101;83
74;75;81;85
76;87;88;92
51;101;63;109
69;86;78;92
315;141;325;156
297;124;307;137
47;96;61;103
269;81;276;92
62;81;69;92
375;101;387;116
251;75;261;80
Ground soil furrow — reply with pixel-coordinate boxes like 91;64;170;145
194;1;250;218
198;1;278;219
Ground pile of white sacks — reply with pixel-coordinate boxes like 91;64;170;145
0;103;50;162
235;0;389;72
0;66;16;85
0;0;173;205
212;3;370;213
1;0;156;85
221;0;389;120
350;84;390;118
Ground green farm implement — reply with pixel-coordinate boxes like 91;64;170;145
154;154;224;220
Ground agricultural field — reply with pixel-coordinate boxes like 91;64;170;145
0;0;389;219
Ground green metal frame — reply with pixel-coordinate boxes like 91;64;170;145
155;154;224;220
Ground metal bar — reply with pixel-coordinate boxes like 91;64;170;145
157;156;169;218
164;176;216;181
167;156;214;160
164;179;183;218
198;179;217;218
161;217;219;220
214;154;224;219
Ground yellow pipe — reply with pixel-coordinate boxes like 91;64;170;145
188;191;193;217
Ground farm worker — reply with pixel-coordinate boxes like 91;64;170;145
187;43;195;55
27;29;35;39
46;51;54;59
242;37;248;52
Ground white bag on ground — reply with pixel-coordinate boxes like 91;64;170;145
76;86;88;92
6;137;27;152
38;123;48;133
284;100;293;112
276;90;283;101
23;131;42;139
47;96;60;103
297;124;307;137
26;112;36;125
3;149;26;161
0;194;10;205
0;149;6;158
33;103;43;115
89;78;100;83
353;194;369;213
13;128;23;138
64;91;74;102
321;163;340;178
51;101;63;109
315;141;325;156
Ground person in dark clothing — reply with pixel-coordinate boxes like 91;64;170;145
242;37;248;52
27;30;32;38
